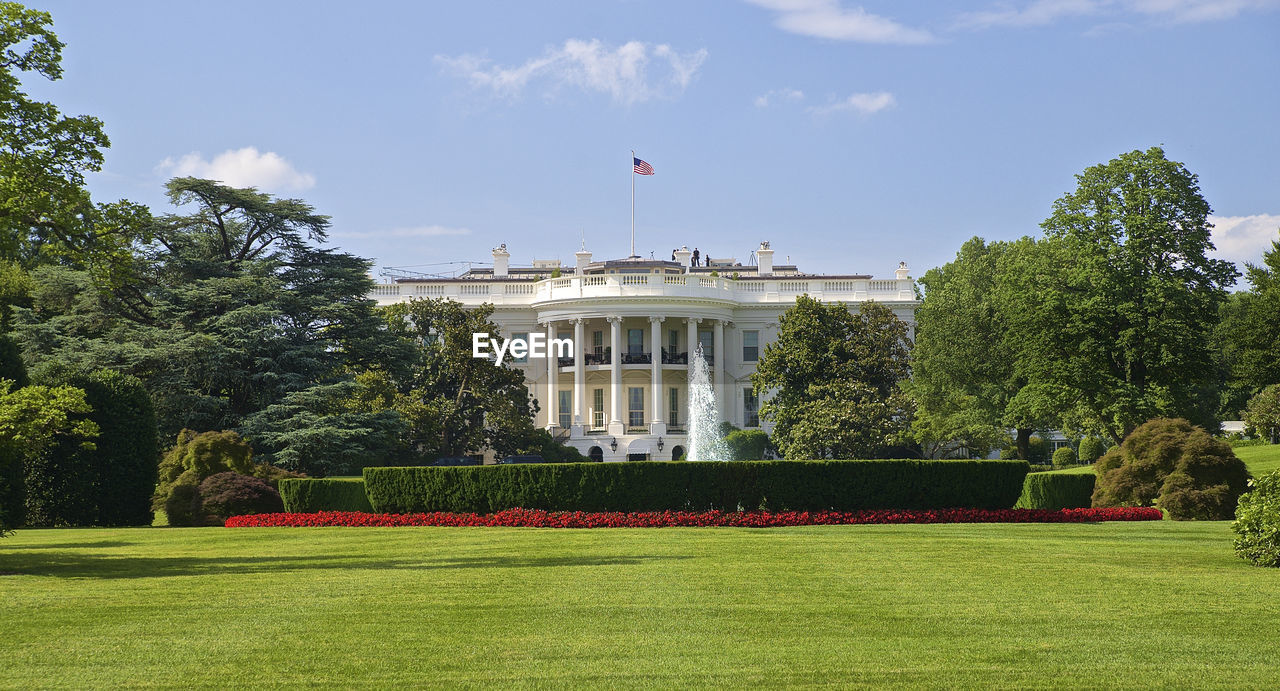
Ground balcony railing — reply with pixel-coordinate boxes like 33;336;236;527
621;351;651;365
369;274;917;305
661;349;688;364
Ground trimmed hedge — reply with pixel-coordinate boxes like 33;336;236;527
280;478;373;513
363;460;1030;514
1015;473;1097;510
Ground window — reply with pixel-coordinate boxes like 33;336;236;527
558;390;571;428
742;330;759;362
512;332;528;363
592;388;605;428
628;328;644;356
592;330;603;356
698;331;713;362
744;388;759;428
628;387;644;428
668;329;679;355
668;387;679;426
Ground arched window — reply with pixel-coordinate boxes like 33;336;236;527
588;446;604;462
670;445;685;461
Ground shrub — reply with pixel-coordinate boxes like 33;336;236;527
1093;418;1250;520
363;459;1030;514
1244;384;1280;444
1232;471;1280;567
279;478;373;513
1052;447;1077;468
73;371;158;526
153;429;299;526
1078;437;1107;464
1027;436;1049;464
725;430;773;461
197;472;284;523
1015;473;1097;510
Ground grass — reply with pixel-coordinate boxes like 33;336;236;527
3;522;1279;687
1046;443;1280;477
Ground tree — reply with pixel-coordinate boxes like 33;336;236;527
1244;384;1280;444
0;3;151;291
64;369;157;525
1216;229;1280;417
13;179;412;449
1003;148;1237;443
352;297;538;460
0;380;97;533
907;237;1046;459
753;296;912;459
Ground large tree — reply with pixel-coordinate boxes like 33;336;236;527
0;3;150;294
1215;229;1280;418
907;237;1050;459
14;178;412;456
352;297;539;461
1002;147;1237;443
752;296;913;459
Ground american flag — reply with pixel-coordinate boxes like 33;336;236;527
633;157;654;175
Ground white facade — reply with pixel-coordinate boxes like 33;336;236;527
369;243;919;462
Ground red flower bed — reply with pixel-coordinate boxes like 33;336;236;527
225;506;1162;528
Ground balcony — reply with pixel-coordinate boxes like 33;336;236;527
621;351;651;365
661;349;688;365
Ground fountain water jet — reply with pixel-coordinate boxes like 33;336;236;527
687;343;730;461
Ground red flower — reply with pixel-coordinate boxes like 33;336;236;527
224;506;1163;528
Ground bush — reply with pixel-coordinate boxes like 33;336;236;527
73;371;158;526
1027;436;1049;464
363;459;1030;514
1015;473;1097;510
23;428;97;527
1093;418;1250;520
153;429;300;526
1052;447;1077;468
725;430;773;461
197;472;284;523
279;478;373;513
1232;471;1280;567
1078;437;1107;464
1244;384;1280;444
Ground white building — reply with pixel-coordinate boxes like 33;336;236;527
369;242;919;462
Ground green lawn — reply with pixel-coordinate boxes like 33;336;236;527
1047;443;1280;477
3;522;1278;687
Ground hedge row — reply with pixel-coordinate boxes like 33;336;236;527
279;478;373;513
363;460;1030;514
1015;473;1096;510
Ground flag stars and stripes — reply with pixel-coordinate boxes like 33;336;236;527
633;157;654;175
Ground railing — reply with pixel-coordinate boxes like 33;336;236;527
661;349;688;364
621;352;652;365
367;274;917;305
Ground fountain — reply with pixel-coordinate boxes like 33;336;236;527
687;343;730;461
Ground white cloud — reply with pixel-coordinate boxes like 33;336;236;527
754;88;805;107
332;225;473;240
955;0;1101;29
744;0;935;44
1209;214;1280;269
156;147;315;192
436;39;708;105
809;91;896;115
955;0;1278;29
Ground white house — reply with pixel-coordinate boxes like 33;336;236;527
369;242;919;462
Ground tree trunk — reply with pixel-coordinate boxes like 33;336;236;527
1015;428;1032;460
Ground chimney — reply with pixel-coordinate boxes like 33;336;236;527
756;241;774;276
492;243;510;278
575;246;592;275
895;261;910;280
674;245;692;269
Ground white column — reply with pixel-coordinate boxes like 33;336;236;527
545;320;557;429
607;316;624;435
649;316;665;435
714;319;726;420
572;318;584;434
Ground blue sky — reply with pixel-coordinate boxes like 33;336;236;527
28;0;1280;280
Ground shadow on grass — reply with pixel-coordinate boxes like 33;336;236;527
0;552;692;580
0;540;134;550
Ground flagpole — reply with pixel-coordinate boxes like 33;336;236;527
630;149;636;257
